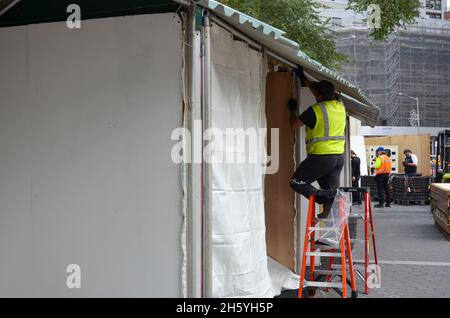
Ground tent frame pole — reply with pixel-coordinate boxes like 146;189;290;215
201;8;213;298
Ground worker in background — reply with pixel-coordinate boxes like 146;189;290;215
351;150;362;205
374;147;392;208
289;67;347;218
403;149;418;176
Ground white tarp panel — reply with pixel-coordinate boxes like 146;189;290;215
0;14;183;297
210;24;273;297
350;136;369;177
267;257;300;296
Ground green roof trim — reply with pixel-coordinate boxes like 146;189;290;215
0;0;380;125
199;0;380;126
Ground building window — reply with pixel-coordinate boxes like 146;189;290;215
427;13;442;19
426;0;442;10
331;17;342;27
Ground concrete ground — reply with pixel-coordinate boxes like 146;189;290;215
280;203;450;298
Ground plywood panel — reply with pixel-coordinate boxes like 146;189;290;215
265;72;296;270
365;135;431;175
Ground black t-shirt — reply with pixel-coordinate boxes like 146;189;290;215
299;106;317;129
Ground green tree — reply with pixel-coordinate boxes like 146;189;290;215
219;0;421;69
220;0;348;70
348;0;421;41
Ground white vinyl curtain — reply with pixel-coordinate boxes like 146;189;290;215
210;24;274;297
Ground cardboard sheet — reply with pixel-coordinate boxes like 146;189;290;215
264;72;296;271
365;135;431;175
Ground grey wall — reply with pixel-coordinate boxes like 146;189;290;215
0;13;183;297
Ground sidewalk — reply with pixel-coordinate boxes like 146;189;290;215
280;203;450;298
353;204;450;298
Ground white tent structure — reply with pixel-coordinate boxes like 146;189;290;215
0;0;379;297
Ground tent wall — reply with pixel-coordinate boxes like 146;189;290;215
210;24;273;297
0;13;183;297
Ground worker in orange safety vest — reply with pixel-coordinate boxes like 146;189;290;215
374;147;392;208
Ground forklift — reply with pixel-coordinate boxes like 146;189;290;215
435;130;450;183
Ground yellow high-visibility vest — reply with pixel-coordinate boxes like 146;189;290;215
305;100;347;155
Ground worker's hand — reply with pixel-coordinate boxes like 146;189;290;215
295;66;307;81
287;98;298;111
352;177;356;182
291;116;303;129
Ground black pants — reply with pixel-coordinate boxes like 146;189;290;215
289;154;345;204
352;178;361;203
376;173;391;204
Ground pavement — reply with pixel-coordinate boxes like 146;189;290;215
280;203;450;298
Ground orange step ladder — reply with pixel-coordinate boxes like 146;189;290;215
323;188;380;295
297;193;358;298
350;188;380;294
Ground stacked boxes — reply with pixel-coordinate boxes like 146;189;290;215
361;175;379;200
393;175;431;205
361;175;394;201
431;184;450;236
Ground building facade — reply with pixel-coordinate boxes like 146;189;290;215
317;0;450;127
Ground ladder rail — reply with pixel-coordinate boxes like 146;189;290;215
298;194;358;299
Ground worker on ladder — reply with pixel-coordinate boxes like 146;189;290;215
374;147;392;208
289;67;347;218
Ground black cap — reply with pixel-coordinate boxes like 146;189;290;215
312;80;336;100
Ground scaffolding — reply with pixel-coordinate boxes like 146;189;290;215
333;19;450;127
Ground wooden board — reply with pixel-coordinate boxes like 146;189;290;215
365;135;431;175
431;200;450;221
264;71;296;271
430;183;450;220
431;183;450;198
433;205;450;235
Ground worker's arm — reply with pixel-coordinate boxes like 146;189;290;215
355;158;361;179
409;154;418;167
374;157;382;170
287;98;304;129
296;66;316;96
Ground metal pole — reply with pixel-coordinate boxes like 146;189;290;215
399;93;420;134
172;0;191;6
186;2;202;298
0;0;21;17
201;8;213;298
416;97;420;134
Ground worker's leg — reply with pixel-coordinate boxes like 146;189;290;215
316;155;345;217
375;174;385;207
290;155;337;204
383;174;391;206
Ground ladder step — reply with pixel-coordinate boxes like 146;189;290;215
303;281;343;288
309;227;338;232
312;244;340;251
306;252;341;257
313;269;345;275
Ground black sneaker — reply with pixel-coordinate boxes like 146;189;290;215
316;203;332;220
313;238;339;249
385;203;391;207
